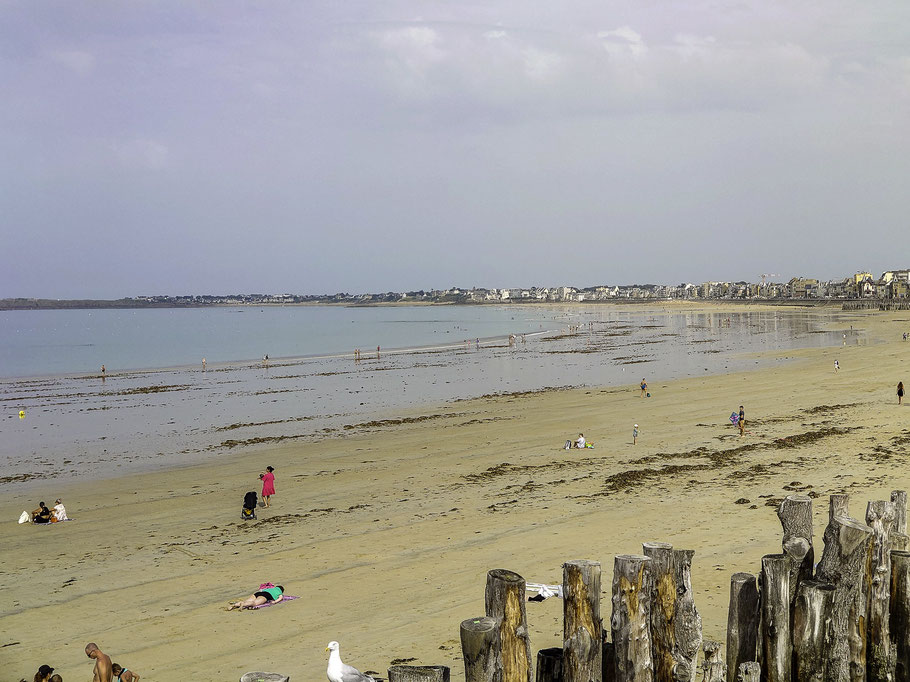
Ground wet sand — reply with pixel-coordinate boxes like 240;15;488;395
2;304;908;680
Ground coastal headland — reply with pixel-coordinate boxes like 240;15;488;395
2;304;909;680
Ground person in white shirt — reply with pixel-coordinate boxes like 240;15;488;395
574;433;586;449
53;498;68;521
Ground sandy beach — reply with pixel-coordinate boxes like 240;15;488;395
3;303;909;681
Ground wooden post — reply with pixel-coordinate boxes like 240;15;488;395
701;641;726;682
461;616;502;682
816;515;874;682
563;560;602;682
486;570;533;682
389;666;451;682
892;490;908;535
735;663;760;682
611;554;654;682
893;532;910;552
725;573;760;682
760;554;791;682
830;494;850;524
792;579;835;682
865;501;896;682
891;550;910;682
777;494;814;605
240;674;288;682
536;648;563;682
642;543;702;682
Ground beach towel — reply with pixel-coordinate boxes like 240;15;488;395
251;595;299;609
525;583;563;601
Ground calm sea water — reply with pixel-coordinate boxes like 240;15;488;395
0;305;861;487
0;305;559;378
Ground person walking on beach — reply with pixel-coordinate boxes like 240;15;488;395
633;424;639;445
85;643;113;682
834;359;839;373
899;382;904;405
640;378;648;397
260;466;276;508
202;357;206;371
738;405;745;437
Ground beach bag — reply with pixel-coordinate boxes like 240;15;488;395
18;511;29;524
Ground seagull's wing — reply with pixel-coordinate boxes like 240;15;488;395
340;664;374;682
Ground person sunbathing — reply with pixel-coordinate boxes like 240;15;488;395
227;583;284;610
32;502;52;524
53;499;68;522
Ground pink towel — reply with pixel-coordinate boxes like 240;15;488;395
252;595;299;609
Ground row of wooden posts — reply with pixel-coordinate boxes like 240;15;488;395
446;490;910;682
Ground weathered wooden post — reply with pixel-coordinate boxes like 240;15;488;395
829;494;850;523
891;550;910;682
240;674;288;682
701;641;726;682
735;663;760;682
893;532;910;552
563;560;602;682
892;490;907;534
642;543;701;682
611;554;654;682
389;666;451;682
760;554;791;682
536;648;563;682
486;570;533;682
725;573;759;682
865;500;896;682
816;513;874;682
777;494;814;604
461;616;501;682
792;579;835;682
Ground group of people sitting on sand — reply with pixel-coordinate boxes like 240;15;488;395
30;499;67;524
564;433;593;449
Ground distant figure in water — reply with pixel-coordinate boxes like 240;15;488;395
640;379;648;397
376;345;380;359
101;364;106;380
899;382;904;405
202;358;206;371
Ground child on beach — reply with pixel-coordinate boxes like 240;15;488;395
111;663;140;681
633;424;639;445
260;466;275;508
640;379;648;397
899;382;904;405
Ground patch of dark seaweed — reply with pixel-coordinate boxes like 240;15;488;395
603;463;713;493
218;414;320;432
112;384;191;395
453;386;575;402
342;412;466;430
771;426;857;448
801;403;860;415
544;348;602;354
619;359;654;365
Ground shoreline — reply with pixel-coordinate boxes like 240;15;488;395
1;305;894;681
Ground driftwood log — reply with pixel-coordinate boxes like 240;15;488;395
892;550;910;682
701;641;726;682
760;554;791;682
725;573;760;682
792;579;835;682
535;648;563;682
777;494;814;605
563;560;602;682
486;570;533;682
865;500;896;682
611;554;654;682
736;663;760;682
892;490;908;535
816;513;874;682
642;543;701;682
389;666;450;682
461;616;501;682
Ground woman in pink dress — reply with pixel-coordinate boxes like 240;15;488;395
260;466;276;508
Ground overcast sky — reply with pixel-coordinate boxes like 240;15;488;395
2;1;909;297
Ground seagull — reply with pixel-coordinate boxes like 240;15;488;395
326;641;376;682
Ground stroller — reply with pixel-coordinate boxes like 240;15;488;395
242;491;258;520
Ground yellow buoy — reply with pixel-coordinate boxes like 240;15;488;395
19;410;25;419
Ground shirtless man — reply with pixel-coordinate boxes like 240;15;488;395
86;642;113;682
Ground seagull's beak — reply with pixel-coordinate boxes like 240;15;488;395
325;647;330;652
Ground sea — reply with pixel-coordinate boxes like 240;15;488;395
0;304;861;486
